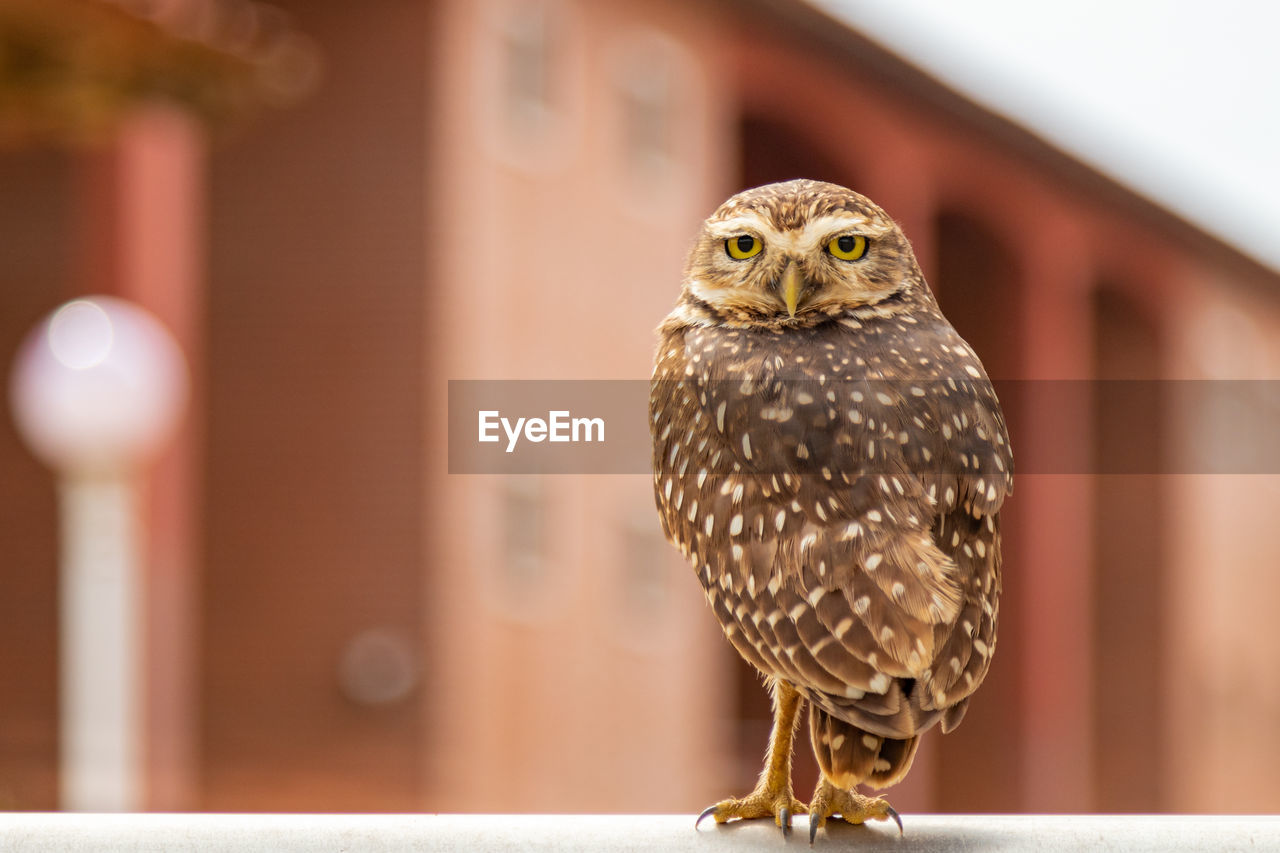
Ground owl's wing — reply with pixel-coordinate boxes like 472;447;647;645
656;316;1011;738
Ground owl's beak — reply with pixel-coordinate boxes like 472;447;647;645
780;260;803;318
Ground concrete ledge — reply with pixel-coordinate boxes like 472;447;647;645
1;813;1278;852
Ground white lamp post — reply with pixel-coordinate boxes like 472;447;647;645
9;296;189;812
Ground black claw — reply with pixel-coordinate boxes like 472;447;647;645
779;807;791;836
885;805;903;836
809;816;820;845
695;805;719;829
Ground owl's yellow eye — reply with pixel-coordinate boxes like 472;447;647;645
726;235;763;260
827;234;868;261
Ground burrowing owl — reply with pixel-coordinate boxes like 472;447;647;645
650;179;1012;840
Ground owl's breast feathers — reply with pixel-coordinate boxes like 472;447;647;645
650;307;1013;739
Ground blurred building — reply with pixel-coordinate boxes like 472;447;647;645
2;0;1279;815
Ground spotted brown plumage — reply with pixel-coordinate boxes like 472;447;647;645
649;179;1012;839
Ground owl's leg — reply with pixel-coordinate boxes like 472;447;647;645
806;777;902;843
695;678;808;834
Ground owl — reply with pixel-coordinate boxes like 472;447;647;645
650;179;1012;840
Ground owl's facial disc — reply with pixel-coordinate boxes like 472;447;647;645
688;205;907;322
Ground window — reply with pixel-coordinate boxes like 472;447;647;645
486;475;560;625
477;0;581;171
497;1;556;138
617;46;675;179
610;513;670;653
611;31;697;197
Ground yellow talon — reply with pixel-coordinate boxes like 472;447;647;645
695;790;808;832
807;778;902;844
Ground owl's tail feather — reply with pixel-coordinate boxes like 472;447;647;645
809;704;919;791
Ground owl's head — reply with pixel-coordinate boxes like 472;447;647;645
680;179;922;326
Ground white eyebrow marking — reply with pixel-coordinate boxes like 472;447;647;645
797;213;893;246
706;214;772;238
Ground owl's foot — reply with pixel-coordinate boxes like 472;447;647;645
696;679;808;836
806;778;902;844
695;787;809;834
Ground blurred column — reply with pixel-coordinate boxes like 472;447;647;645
1014;212;1096;811
76;105;207;810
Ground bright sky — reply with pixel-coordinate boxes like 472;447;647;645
813;0;1280;273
